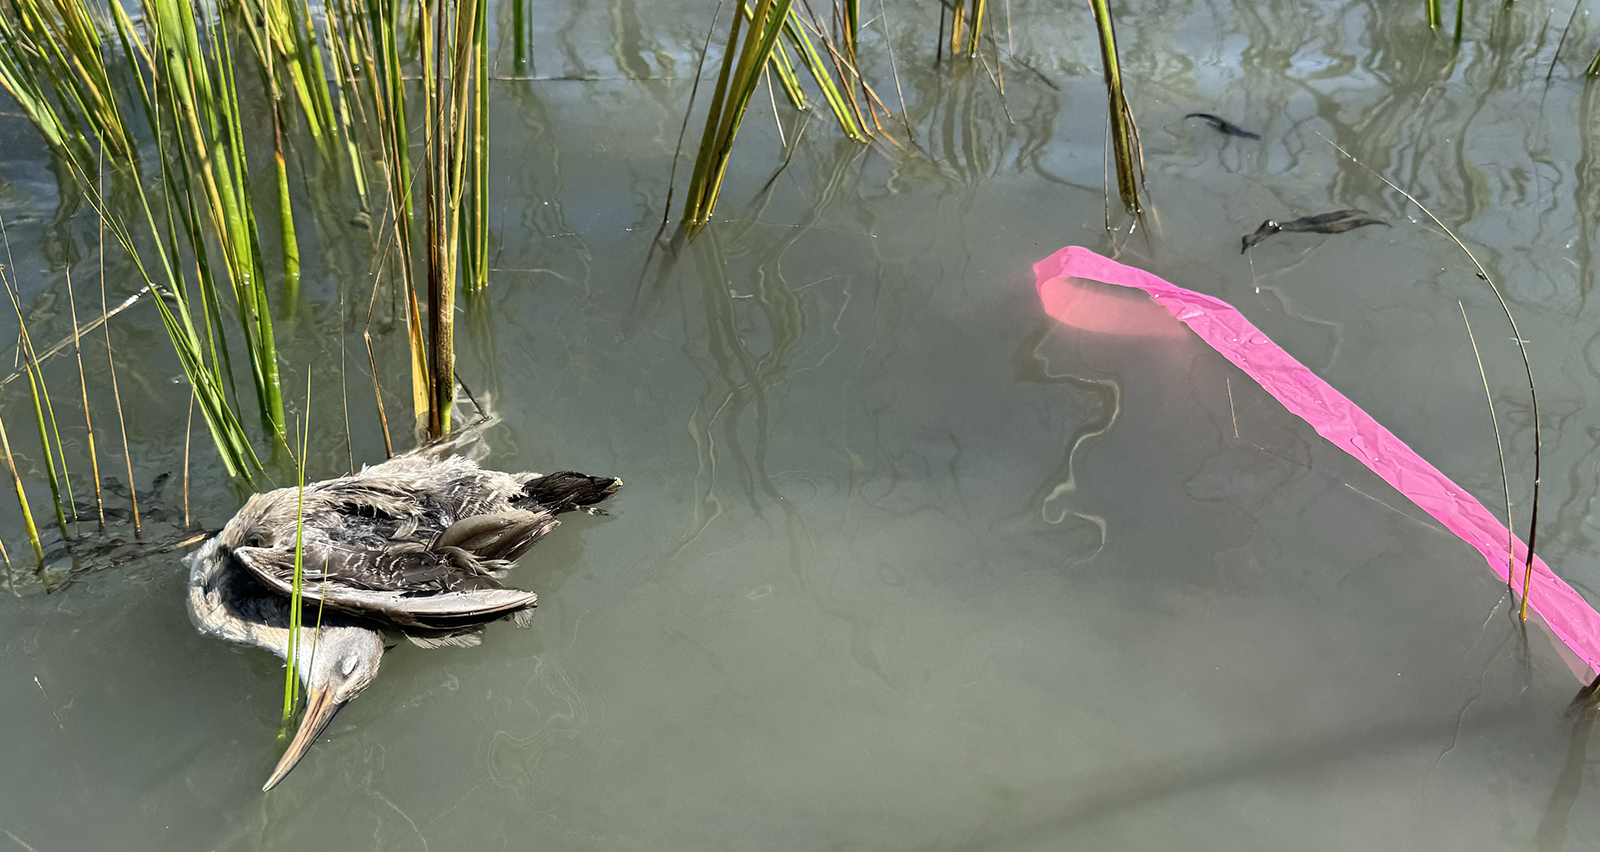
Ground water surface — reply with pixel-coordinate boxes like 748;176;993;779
3;1;1600;849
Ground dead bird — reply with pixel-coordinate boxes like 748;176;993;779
1240;209;1388;253
1185;112;1261;140
184;442;620;790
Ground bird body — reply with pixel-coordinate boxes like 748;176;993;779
184;444;619;789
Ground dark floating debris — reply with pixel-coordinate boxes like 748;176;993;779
1240;209;1389;253
1184;112;1261;140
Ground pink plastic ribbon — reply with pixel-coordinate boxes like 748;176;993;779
1035;245;1600;678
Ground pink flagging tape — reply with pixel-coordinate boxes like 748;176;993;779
1035;245;1600;678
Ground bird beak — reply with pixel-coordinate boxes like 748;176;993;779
262;686;344;791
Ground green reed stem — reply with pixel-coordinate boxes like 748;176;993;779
512;0;527;74
461;0;488;292
0;252;70;530
421;0;483;436
1088;0;1143;214
145;0;286;444
780;9;863;140
0;409;43;565
0;7;72;156
683;0;796;231
740;3;803;110
965;0;986;58
63;2;261;476
64;268;103;525
279;382;310;729
322;4;370;204
1426;0;1442;30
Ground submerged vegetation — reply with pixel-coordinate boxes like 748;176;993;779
0;0;1147;510
674;0;1144;229
0;0;487;484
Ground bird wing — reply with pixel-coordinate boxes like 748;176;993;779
520;471;622;514
432;509;560;564
228;511;555;631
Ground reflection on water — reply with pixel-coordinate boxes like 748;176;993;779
5;0;1600;848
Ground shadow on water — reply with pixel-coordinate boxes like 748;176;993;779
1536;699;1597;852
927;702;1534;851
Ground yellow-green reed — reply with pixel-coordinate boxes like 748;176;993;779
233;0;337;145
2;0;135;167
328;0;427;431
461;0;488;293
778;6;864;140
146;0;287;442
682;0;796;231
421;0;486;437
0;408;43;565
965;0;986;58
64;268;103;525
1089;0;1143;214
0;243;73;531
0;6;77;159
279;379;311;730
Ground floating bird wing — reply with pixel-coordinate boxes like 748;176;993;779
520;471;623;514
228;509;557;631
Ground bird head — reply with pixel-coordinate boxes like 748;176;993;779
263;625;386;791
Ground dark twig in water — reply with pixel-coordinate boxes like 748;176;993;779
1320;134;1543;622
1550;0;1583;82
1184;112;1260;140
1240;209;1388;252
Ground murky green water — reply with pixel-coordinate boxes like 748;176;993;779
5;1;1600;849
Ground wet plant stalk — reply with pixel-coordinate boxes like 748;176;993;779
98;206;141;535
1088;0;1143;214
966;0;987;58
421;0;484;437
779;7;864;140
1460;303;1515;599
0;409;44;566
65;268;104;525
142;0;286;444
1322;137;1543;623
280;385;311;731
1;253;70;530
512;0;528;73
682;0;797;231
461;0;489;293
